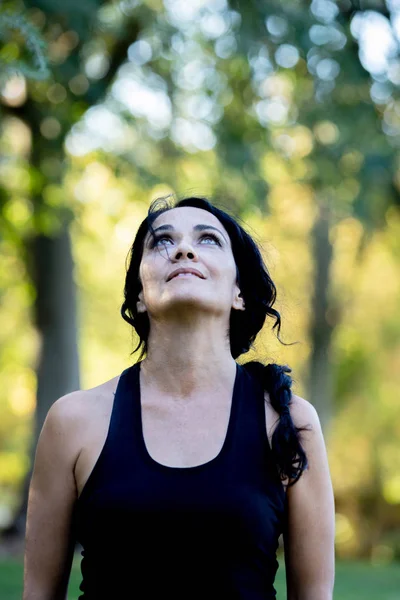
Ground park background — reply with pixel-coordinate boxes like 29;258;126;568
0;0;400;598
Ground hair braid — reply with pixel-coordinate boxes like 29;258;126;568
243;361;310;486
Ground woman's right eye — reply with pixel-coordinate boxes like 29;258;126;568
153;235;173;247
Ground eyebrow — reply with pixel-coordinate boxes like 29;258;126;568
151;224;228;243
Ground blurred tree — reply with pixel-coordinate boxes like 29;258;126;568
0;3;50;84
0;0;146;537
218;0;400;428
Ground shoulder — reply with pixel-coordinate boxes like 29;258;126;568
288;393;320;432
286;395;331;493
264;390;327;487
263;390;320;434
46;389;89;424
49;374;120;417
42;374;121;449
264;388;325;457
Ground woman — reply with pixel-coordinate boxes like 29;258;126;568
23;196;335;599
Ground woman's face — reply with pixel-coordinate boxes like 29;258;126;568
137;207;245;320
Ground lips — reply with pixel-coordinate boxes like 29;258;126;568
167;268;205;281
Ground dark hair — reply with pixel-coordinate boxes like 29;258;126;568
121;195;309;486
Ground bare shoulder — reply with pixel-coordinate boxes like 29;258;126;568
48;375;119;419
263;390;320;435
42;375;120;456
287;394;332;495
278;392;327;460
263;390;329;490
288;393;321;432
46;389;89;426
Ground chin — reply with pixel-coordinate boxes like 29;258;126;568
161;293;218;313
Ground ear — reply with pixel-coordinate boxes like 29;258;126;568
136;289;147;314
232;287;245;311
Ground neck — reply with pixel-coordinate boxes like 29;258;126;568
139;315;237;399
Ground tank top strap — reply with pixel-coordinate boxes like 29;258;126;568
108;363;138;438
76;364;139;506
231;364;274;473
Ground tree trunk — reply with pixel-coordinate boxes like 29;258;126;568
307;194;337;432
0;3;138;541
3;224;80;539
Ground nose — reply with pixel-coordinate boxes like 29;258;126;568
170;238;198;262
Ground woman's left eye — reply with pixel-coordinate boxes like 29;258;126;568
200;233;221;245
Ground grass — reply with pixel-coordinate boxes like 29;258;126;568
1;554;399;599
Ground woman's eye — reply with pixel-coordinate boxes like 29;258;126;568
201;234;220;245
153;233;221;247
153;235;173;246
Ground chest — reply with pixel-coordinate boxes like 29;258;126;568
140;390;236;467
74;388;278;498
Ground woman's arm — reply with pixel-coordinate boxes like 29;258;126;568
283;395;335;600
23;393;83;600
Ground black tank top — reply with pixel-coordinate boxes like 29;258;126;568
73;361;288;599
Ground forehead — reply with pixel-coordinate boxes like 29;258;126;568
152;206;228;235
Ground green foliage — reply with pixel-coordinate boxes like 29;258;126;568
0;7;50;83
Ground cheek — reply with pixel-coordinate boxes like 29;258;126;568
208;256;237;282
140;255;156;280
139;257;165;294
140;263;150;284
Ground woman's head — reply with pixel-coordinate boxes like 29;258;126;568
121;196;284;360
135;204;245;331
